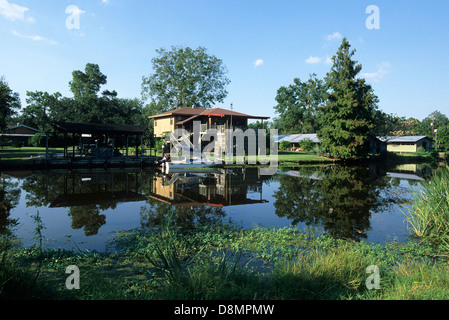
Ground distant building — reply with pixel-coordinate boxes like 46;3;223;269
275;134;435;155
378;136;433;153
2;124;43;145
274;133;321;150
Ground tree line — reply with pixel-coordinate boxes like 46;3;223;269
272;38;449;158
1;41;448;158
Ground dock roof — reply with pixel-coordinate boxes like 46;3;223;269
52;122;147;135
377;136;430;143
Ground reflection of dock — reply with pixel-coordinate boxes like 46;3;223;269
50;191;146;208
43;170;150;208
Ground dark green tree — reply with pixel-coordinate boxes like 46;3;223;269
418;110;449;138
318;38;379;160
69;63;107;99
437;124;449;151
141;46;230;113
0;76;21;133
21;91;62;132
274;74;326;134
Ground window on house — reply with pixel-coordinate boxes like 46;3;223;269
154;120;157;127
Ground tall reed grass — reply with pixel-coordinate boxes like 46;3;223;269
407;167;449;253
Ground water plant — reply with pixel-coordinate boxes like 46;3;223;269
406;167;449;254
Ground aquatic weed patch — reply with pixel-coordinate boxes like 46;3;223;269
406;167;449;254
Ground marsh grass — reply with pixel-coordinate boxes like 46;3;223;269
143;214;264;299
270;246;371;299
407;167;449;253
1;212;449;300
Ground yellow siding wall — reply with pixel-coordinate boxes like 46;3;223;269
387;144;417;153
154;117;174;138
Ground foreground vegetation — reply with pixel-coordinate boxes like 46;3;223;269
407;167;449;253
1;214;448;300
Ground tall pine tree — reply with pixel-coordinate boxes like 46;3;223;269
318;38;379;160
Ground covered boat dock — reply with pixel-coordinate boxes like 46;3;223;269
36;122;160;169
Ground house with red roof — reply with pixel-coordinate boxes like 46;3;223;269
149;106;269;138
149;106;270;156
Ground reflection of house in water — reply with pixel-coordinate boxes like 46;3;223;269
386;164;432;181
148;167;268;208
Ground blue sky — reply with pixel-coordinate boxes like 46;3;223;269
1;0;448;122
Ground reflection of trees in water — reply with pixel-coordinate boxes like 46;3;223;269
68;205;106;236
0;178;21;233
7;164;424;240
140;198;226;233
20;170;152;236
273;165;412;241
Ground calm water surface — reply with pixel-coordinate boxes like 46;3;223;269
0;162;435;252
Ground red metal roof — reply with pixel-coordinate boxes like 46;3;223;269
149;106;269;120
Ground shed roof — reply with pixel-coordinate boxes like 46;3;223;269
3;124;43;137
378;136;430;143
5;124;43;133
51;122;147;135
274;133;321;143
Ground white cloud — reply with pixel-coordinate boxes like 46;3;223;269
325;56;333;65
326;32;343;41
361;62;391;82
12;30;57;45
305;56;322;64
253;59;264;67
0;0;31;21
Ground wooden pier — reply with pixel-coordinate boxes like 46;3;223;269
32;155;160;170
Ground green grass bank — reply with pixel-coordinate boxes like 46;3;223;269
1;215;448;300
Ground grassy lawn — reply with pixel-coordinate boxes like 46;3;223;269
274;151;334;163
0;147;63;162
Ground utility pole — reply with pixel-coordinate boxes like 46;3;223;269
432;118;435;140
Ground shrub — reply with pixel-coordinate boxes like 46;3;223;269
299;138;314;152
312;144;326;156
29;133;46;147
279;140;291;151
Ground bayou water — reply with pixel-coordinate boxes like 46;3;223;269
0;162;436;252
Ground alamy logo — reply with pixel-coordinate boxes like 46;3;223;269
65;265;80;290
365;265;380;290
65;5;84;30
366;5;380;30
169;121;278;176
